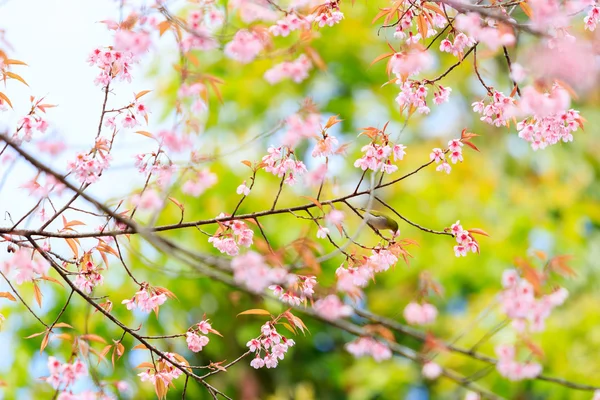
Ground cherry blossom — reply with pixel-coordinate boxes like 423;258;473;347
231;251;287;293
246;323;295;369
182;169;218;197
354;143;397;173
44;357;88;391
262;146;308;185
499;268;568;332
236;181;251;195
131;189;164;211
313;295;352;320
495;344;542;381
403;302;438;325
345;337;392;362
114;30;151;56
224;29;265;63
121;288;167;314
186;332;209;352
422;362;443;379
1;248;49;285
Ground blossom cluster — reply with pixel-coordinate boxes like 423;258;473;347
269;275;317;306
122;288;167;313
186;320;217;352
180;6;223;52
247;322;296;369
114;30;151;56
472;90;516;127
138;352;184;389
231;251;288;293
177;83;208;114
313;294;353;320
21;173;65;199
261;146;307;185
131;189;164;212
389;49;433;78
269;13;310;36
104;98;149;132
500;269;568;332
45;357;88;391
584;5;600;30
1;248;49;285
354;142;406;173
422;361;443;379
14;114;50;144
67;137;112;184
264;54;313;84
336;248;399;295
439;33;476;57
208;213;254;256
345;337;392;362
403;301;438;325
450;220;479;257
313;10;344;28
74;260;105;294
281;112;321;148
395;81;430;114
495;344;542;381
224;29;266;63
454;13;515;52
430;138;463;174
87;47;138;86
393;9;447;42
182;169;218;197
516;85;580;150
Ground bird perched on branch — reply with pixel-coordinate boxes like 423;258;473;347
358;208;399;233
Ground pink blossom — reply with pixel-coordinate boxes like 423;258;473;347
585;6;600;30
317;225;330;239
367;249;398;273
429;148;445;163
312;135;339;158
131;189;163;211
182;169;218;196
224;29;265;63
262;146;307;185
433;86;452;105
250;356;265;369
495;344;542;381
403;302;437;325
231;251;284;293
325;209;345;226
393;144;407;161
313;295;352;320
114;30;151;55
345;337;391;362
158;130;193;153
265;55;313;84
186;332;210;352
122;289;168;314
389;50;433;77
422;362;442;379
236;181;251;195
396;82;430;114
281;112;321;148
465;392;480;400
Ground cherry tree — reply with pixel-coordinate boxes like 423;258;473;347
0;0;599;398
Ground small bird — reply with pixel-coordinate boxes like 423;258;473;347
358;208;399;233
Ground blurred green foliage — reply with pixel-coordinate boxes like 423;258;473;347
2;1;600;399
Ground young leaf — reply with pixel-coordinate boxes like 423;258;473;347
0;292;16;301
237;309;271;317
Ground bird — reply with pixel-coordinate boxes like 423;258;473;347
358;208;399;233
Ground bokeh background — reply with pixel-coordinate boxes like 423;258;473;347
0;0;599;399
